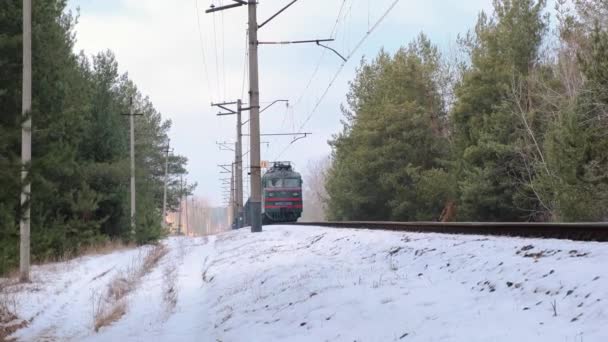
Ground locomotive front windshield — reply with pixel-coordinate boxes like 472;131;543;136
267;178;301;188
283;178;300;187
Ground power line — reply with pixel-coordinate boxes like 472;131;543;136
297;0;401;132
291;0;348;112
220;1;227;99
343;0;354;55
274;0;402;160
194;0;212;101
281;0;348;132
241;29;249;99
212;9;220;101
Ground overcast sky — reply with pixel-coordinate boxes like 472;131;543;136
67;0;494;206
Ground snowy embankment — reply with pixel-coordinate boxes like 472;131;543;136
3;226;607;341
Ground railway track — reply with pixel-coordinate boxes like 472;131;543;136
289;221;608;242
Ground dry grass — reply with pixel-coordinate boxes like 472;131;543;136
41;240;135;265
93;297;126;332
1;240;137;280
0;292;27;340
162;265;178;315
82;240;136;257
141;244;168;276
93;244;168;332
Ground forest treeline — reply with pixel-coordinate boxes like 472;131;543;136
0;0;192;274
326;0;608;222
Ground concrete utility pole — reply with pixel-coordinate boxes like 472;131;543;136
129;107;136;235
235;100;243;227
247;0;262;233
122;98;142;237
178;175;183;235
161;143;172;228
185;191;189;236
229;163;234;228
20;0;32;283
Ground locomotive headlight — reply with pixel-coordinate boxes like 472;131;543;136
267;192;274;197
292;192;299;196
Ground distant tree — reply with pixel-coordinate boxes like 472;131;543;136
301;156;330;222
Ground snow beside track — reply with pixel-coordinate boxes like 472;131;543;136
4;226;608;341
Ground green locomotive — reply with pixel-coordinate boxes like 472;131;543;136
242;161;303;227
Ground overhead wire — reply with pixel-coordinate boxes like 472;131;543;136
194;0;212;102
280;0;348;133
241;29;249;99
212;3;220;101
343;0;354;56
274;0;402;160
291;0;348;112
220;0;227;99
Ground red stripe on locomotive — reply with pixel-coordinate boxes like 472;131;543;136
264;204;303;209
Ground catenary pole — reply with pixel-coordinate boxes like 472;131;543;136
235;100;243;228
248;0;262;233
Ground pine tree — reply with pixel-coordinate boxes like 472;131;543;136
326;34;451;221
451;0;548;221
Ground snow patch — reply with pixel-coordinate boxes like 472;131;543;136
3;227;607;341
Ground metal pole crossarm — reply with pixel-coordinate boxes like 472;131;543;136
242;132;312;136
205;0;247;13
242;99;288;126
260;99;289;114
216;142;236;151
215;105;237;114
258;38;334;45
218;165;234;175
291;132;311;143
258;0;299;29
316;41;347;62
258;38;346;62
211;100;240;106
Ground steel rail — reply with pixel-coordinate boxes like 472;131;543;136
288;221;608;242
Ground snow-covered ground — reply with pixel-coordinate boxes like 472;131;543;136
3;226;607;341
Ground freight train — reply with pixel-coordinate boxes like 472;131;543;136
240;161;303;227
